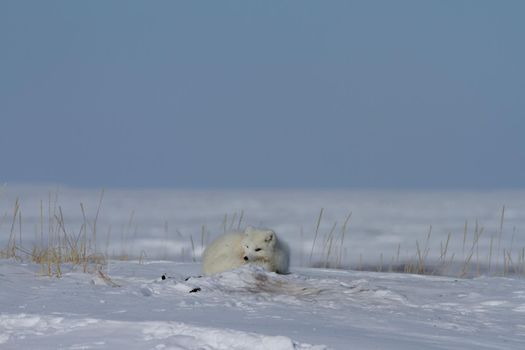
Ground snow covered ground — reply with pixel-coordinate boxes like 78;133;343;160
1;260;525;349
1;185;525;349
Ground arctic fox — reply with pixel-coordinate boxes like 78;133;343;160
202;227;290;275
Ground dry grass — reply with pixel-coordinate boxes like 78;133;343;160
1;191;107;277
309;206;524;278
2;190;524;279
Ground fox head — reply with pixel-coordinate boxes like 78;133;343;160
241;226;276;262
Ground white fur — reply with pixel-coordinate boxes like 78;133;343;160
202;227;290;275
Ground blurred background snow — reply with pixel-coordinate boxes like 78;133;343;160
2;185;523;273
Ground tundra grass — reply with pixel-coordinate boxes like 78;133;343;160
1;192;524;279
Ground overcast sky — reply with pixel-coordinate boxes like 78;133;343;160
1;1;524;189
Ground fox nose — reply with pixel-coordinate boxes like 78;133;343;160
243;256;248;261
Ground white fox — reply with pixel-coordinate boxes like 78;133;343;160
202;227;290;275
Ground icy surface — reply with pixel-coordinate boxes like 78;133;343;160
1;260;525;349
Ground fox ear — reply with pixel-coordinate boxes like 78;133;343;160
265;232;274;242
245;226;254;234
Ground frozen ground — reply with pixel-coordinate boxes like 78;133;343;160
1;185;525;348
1;260;525;349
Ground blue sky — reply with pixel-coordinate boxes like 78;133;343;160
1;1;524;188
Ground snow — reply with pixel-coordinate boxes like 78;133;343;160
1;186;525;349
1;186;524;270
1;260;525;349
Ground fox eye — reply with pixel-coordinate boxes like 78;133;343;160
255;248;262;252
245;245;249;248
